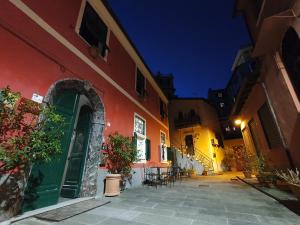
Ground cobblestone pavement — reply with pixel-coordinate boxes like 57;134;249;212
13;173;300;225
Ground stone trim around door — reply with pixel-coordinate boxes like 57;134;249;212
44;78;105;197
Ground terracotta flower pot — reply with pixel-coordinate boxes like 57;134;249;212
289;184;300;200
104;174;121;197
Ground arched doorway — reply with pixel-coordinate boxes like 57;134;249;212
24;79;104;210
282;27;300;99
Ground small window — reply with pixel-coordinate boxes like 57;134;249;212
225;126;231;132
220;102;224;108
190;109;196;117
218;93;223;97
178;112;183;120
160;98;167;119
136;69;146;96
258;103;282;149
79;2;108;57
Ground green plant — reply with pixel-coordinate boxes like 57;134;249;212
222;152;235;171
103;132;138;176
233;146;254;172
0;87;64;173
0;87;64;220
275;168;300;185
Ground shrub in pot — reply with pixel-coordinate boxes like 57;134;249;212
0;87;64;221
275;168;300;200
102;133;138;196
233;146;254;178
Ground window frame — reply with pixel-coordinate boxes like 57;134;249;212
134;113;146;138
135;67;146;97
75;0;110;61
133;113;147;162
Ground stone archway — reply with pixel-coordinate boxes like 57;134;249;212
44;78;105;197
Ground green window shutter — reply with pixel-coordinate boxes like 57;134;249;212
167;147;173;161
132;132;137;149
146;138;151;160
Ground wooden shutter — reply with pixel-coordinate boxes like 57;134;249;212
145;138;151;160
167;147;173;161
132;132;137;150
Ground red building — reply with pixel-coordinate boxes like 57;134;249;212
0;0;169;210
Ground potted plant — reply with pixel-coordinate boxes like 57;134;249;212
275;168;300;200
253;155;276;186
0;87;64;221
102;133;138;196
234;146;253;178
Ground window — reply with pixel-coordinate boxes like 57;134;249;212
160;98;167;119
256;0;263;18
134;114;146;161
257;103;282;149
160;131;167;162
248;119;261;155
79;2;108;57
190;109;196;117
225;126;231;132
220;102;224;108
178;111;183;120
134;114;146;136
282;27;300;100
136;69;146;96
218;92;223;97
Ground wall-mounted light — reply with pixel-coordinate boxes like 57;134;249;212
234;119;242;125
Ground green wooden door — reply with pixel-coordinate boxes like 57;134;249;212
61;105;91;198
23;89;79;211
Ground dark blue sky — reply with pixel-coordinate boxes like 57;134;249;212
107;0;250;98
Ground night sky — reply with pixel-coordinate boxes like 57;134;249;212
107;0;250;98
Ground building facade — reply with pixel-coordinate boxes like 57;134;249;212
168;98;224;173
233;0;300;169
0;0;169;210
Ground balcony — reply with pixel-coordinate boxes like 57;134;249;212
174;114;201;129
257;0;295;25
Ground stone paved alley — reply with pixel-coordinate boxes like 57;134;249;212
12;173;300;225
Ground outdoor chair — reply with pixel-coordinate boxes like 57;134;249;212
143;167;160;188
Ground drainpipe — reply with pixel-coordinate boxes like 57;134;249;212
260;82;295;169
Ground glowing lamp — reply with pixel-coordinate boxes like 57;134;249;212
234;119;242;125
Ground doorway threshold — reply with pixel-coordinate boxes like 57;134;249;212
3;197;93;225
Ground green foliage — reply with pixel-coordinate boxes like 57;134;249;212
0;87;64;172
103;132;138;175
233;145;255;172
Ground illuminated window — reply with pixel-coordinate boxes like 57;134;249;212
218;93;223;97
220;102;225;108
